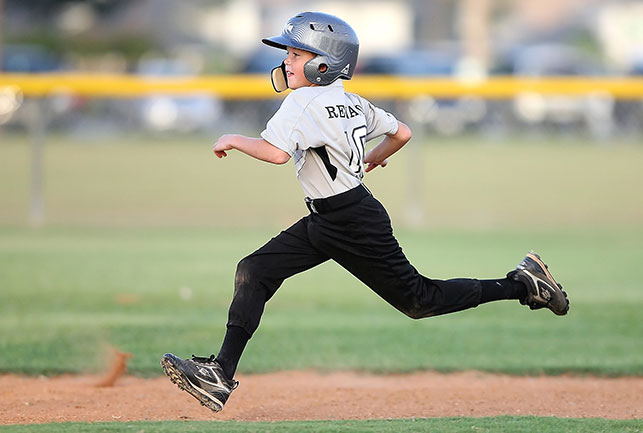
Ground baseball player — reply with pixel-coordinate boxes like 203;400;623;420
161;12;569;413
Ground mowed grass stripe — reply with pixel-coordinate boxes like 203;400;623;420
0;226;641;376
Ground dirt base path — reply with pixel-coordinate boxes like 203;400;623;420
1;371;642;424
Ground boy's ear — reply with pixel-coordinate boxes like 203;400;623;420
271;62;288;93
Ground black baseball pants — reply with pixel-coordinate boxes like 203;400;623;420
226;185;482;337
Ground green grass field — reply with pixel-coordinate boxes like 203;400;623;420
1;225;642;376
0;417;642;433
1;132;642;431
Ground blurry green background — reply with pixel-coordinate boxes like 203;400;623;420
1;133;641;376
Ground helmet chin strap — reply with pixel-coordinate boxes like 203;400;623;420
270;62;288;93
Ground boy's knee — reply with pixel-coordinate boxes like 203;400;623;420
399;302;431;320
403;308;424;320
233;255;281;304
234;255;274;289
235;256;256;288
234;254;283;300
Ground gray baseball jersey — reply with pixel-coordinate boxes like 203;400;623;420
261;80;399;199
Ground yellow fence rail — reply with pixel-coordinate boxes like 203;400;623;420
1;73;642;99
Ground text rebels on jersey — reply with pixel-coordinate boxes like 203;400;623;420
325;104;363;119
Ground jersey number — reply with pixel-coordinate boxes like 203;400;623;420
345;125;368;177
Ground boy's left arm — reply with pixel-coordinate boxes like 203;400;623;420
213;134;290;164
364;121;412;173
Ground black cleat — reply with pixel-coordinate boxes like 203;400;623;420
161;353;238;412
508;252;569;316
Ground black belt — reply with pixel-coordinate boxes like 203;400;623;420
305;184;371;214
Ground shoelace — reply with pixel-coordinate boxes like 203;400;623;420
190;354;239;388
191;354;216;364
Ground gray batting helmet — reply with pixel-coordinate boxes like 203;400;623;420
262;12;359;92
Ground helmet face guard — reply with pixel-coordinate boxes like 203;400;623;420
262;12;359;92
270;62;288;92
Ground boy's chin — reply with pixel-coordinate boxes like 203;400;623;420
289;81;314;90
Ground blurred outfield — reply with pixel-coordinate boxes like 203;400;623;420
2;132;643;228
0;132;642;376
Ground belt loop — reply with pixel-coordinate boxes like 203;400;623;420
305;197;318;213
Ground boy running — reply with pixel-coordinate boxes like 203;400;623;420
161;11;569;413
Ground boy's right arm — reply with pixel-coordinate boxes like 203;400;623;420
213;134;290;165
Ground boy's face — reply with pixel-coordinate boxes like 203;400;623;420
284;47;316;89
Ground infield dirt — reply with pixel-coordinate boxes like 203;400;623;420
1;371;641;424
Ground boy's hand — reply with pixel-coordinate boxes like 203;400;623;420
363;121;411;173
213;135;236;158
364;148;388;172
365;159;388;173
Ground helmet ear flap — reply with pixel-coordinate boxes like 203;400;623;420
303;55;330;85
270;62;288;93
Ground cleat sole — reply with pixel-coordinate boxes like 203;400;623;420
161;357;223;413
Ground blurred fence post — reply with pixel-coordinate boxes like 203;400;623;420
405;123;424;226
28;98;45;227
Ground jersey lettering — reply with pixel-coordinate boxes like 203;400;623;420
325;104;362;119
